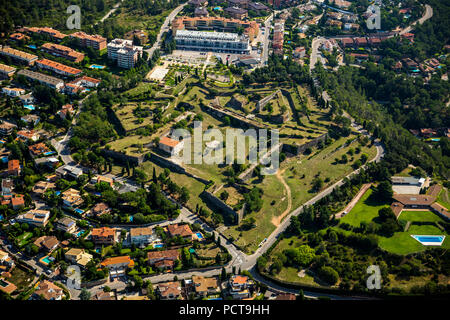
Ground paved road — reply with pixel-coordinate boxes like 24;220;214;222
399;4;433;35
260;14;273;67
98;0;124;24
144;2;188;60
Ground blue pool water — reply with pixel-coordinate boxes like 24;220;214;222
1;157;8;163
74;208;84;214
43;151;55;156
95;248;101;253
129;216;134;222
412;235;445;245
55;191;61;196
430;138;440;142
23;105;35;110
196;232;203;239
28;45;37;49
42;256;53;264
0;140;5;144
89;64;105;69
208;298;222;300
76;230;85;237
214;6;221;10
154;244;164;248
0;215;3;221
189;248;195;254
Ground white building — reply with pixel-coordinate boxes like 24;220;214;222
158;136;184;156
129;226;158;247
2;87;25;97
107;39;143;69
174;30;250;54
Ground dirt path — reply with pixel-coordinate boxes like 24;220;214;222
271;169;292;227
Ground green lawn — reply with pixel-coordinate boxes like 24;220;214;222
340;188;389;227
17;232;33;247
437;187;450;210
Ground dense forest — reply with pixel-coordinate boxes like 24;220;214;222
0;0;112;33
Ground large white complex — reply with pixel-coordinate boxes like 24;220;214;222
107;39;143;69
174;30;250;54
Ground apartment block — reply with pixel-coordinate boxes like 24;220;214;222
69;31;107;50
107;39;143;69
41;43;85;63
36;59;82;77
0;63;16;78
0;46;38;65
17;69;65;90
175;30;250;54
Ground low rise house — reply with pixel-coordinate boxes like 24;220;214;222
33;280;64;300
0;277;17;294
32;180;56;195
2;179;14;195
19;93;34;105
192;275;220;297
100;256;135;278
55;217;77;233
90;202;111;217
91;291;114;300
11;195;25;210
57;104;75;120
0;121;17;136
155;281;183;300
65;248;93;267
167;223;194;241
158;136;184;155
0;46;38;65
34;236;59;252
61;188;83;208
28;142;51;158
41;43;84;63
94;175;114;187
130;226;157;247
55;164;83;179
293;46;306;58
34;157;59;169
16;209;50;227
91;227;117;245
21;114;40;126
8;159;21;176
17;69;65;90
147;249;180;270
225;6;248;20
2;87;25;97
36;59;82;77
228;275;254;299
70;76;101;88
195;7;209;17
17;129;39;142
0;249;14;268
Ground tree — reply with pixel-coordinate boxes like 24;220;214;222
318;266;339;285
221;267;227;281
373;180;393;201
79;288;91;300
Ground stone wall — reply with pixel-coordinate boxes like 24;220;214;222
281;133;328;155
102;149;145;166
201;190;244;224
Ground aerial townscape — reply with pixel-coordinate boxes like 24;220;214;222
0;0;448;306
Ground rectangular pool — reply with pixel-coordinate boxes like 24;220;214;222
196;232;203;240
412;235;445;246
89;64;106;69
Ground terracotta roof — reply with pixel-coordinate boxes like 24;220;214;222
91;202;110;216
91;227;115;237
36;59;82;76
392;194;436;206
100;255;134;268
29;143;50;156
275;293;296;300
390;202;404;218
427;184;442;198
167;224;193;238
156;281;182;298
430;203;450;220
35;280;63;300
8;160;20;171
192;275;219;293
130;226;153;237
160;136;181;148
147;249;180;261
232;275;248;285
11;196;24;207
34;236;59;251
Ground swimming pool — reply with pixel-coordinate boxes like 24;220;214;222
76;230;85;237
89;64;106;69
195;232;203;240
0;215;3;221
412;235;445;246
55;191;61;196
43;151;56;156
41;256;54;264
129;216;134;222
154;244;164;248
23;105;35;110
74;208;84;214
0;157;7;163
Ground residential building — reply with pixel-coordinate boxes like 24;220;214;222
8;160;21;176
107;39;143;69
41;43;84;63
159;136;184;155
36;59;82;77
192;275;220;297
195;7;209;17
19;93;34;105
228;275;254;299
17;69;65;90
17;129;39;142
69;31;107;50
34;157;59;169
61;188;83;208
65;248;93;267
56;217;77;233
32;180;56;196
34;280;64;300
130;226;157;246
391;176;425;187
16;209;50;227
57;104;75;120
33;236;59;252
248;2;269;12
167;223;193;241
0;249;14;268
70;76;101;88
28;142;50;158
147;249;180;270
2;179;14;195
275;293;296;300
2;87;25;97
0;277;17;294
188;0;208;6
9;32;29;41
339;38;354;48
91;227;117;245
293;46;306;58
155;281;183;300
91;291;114;300
100;256;135;278
90;202;111;217
171;17;259;41
272;21;284;54
11;195;25;210
175;30;250;54
225;7;248;20
24;27;67;41
21;114;40;126
94;175;114;187
124;29;149;45
55;164;83;179
0;121;16;135
0;46;38;65
0;63;16;78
